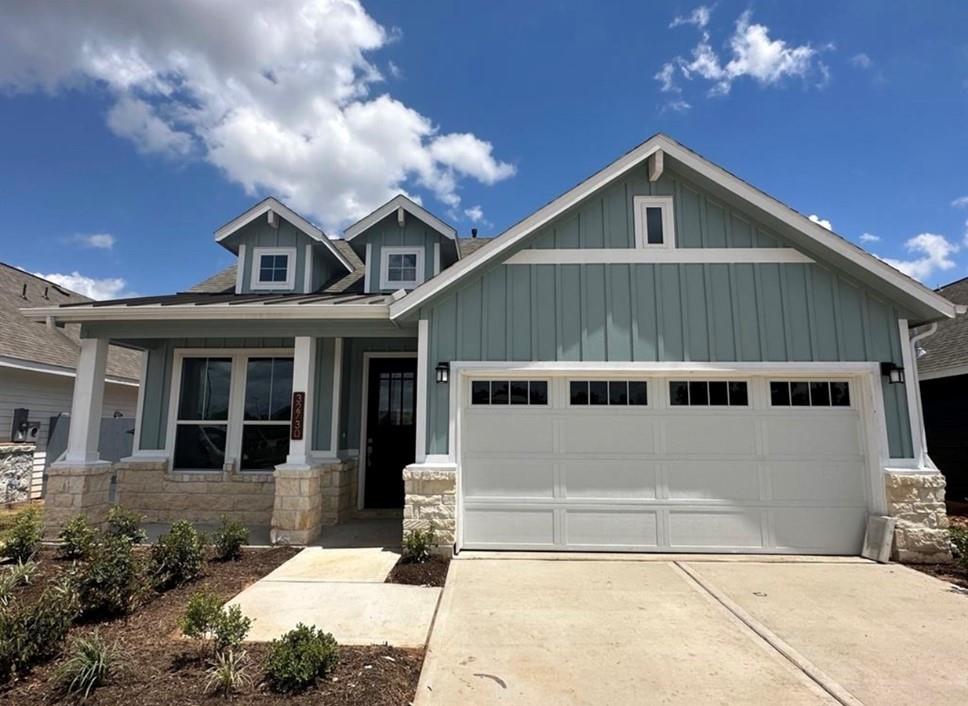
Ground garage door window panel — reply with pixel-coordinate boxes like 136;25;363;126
669;380;748;407
470;380;549;406
770;381;851;408
569;380;648;406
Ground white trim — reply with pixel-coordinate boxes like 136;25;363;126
0;354;138;386
234;244;246;294
249;247;297;291
284;336;316;466
131;351;149;453
918;363;968;381
389;134;956;321
344;194;456;241
364;243;373;294
648;149;664;182
303;243;313;293
214;197;353;273
357;351;419;510
379;245;425;291
64;338;109;465
415;319;429;463
504;248;813;265
633;195;676;248
329;338;343;453
433;242;441;276
26;302;390;322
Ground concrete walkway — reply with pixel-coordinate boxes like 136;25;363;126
416;556;968;705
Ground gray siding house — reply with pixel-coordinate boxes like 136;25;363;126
27;135;957;562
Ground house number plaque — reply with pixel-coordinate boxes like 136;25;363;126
291;391;305;440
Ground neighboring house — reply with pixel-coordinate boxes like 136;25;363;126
26;134;957;562
915;276;968;505
0;264;141;500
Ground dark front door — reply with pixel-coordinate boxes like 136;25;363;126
364;357;417;508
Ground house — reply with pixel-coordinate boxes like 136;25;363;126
0;263;141;501
915;276;968;508
25;134;957;562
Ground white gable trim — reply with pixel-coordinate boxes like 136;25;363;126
389;134;956;321
344;194;456;241
214;197;353;274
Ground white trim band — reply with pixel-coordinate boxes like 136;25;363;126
503;248;814;265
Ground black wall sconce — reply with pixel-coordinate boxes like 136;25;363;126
435;361;450;384
880;361;905;384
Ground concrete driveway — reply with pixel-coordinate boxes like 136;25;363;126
416;556;968;705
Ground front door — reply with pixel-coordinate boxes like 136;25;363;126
364;357;417;508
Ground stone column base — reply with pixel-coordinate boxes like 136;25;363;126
271;460;357;545
44;461;113;537
403;464;456;554
885;472;951;563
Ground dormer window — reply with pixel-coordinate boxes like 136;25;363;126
380;246;424;290
251;247;296;290
633;195;676;248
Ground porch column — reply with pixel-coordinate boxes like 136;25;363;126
285;336;316;467
45;337;112;535
415;319;429;463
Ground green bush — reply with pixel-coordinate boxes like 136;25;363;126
212;517;248;562
57;630;118;699
0;560;37;609
150;521;205;590
76;536;144;618
181;591;251;655
402;525;436;564
2;507;42;563
951;527;968;570
59;515;97;561
106;506;147;544
0;576;79;681
205;648;252;697
264;623;339;693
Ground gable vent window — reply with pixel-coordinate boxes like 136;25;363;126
633;195;675;248
380;246;424;290
472;380;548;406
669;380;748;407
770;381;850;407
569;380;648;406
251;247;295;290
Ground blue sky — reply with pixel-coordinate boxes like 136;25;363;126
0;1;966;298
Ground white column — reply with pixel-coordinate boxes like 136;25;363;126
285;336;317;467
64;337;109;465
415;319;429;463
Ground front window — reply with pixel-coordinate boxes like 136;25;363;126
250;247;295;289
380;247;424;290
174;357;232;470
241;358;293;470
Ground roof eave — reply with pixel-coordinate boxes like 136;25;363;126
343;194;457;241
22;304;391;323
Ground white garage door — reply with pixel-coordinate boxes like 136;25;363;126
459;375;871;554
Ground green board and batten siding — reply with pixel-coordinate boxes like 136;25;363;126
419;164;914;458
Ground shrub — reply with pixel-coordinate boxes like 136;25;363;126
0;576;79;681
2;507;42;563
212;517;248;562
0;560;38;608
57;630;118;700
951;527;968;570
264;623;339;693
181;591;251;655
205;648;252;697
106;506;147;544
76;536;144;618
150;521;205;590
402;525;436;564
59;515;97;561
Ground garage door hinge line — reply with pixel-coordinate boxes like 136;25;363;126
672;562;864;706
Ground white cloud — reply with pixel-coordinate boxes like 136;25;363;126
659;10;828;98
33;271;130;300
73;233;116;250
850;53;872;69
951;196;968;208
464;205;485;223
0;1;514;229
808;214;832;230
859;232;880;243
664;99;692;113
388;60;402;79
881;233;958;282
670;6;711;29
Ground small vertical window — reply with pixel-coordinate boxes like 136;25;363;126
634;196;675;248
646;207;664;244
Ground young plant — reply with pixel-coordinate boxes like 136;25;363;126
205;648;252;697
59;515;97;561
951;527;968;571
75;535;144;618
0;559;38;608
150;520;205;590
402;525;436;564
2;507;42;563
181;591;251;655
106;506;147;544
264;623;339;693
0;576;79;681
212;517;248;562
57;631;118;700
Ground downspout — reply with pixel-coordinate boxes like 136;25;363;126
909;323;938;469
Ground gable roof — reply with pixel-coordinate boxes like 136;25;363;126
916;277;968;378
0;263;140;383
389;133;957;324
343;194;457;241
214;196;354;273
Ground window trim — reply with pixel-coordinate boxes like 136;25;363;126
166;348;295;473
379;245;425;291
250;247;297;290
633;195;676;249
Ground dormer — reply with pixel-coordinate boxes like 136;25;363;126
343;195;459;293
215;197;353;295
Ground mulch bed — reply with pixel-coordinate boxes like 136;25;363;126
907;562;968;590
1;546;425;705
386;555;450;587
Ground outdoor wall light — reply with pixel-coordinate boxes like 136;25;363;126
435;361;450;384
880;361;905;384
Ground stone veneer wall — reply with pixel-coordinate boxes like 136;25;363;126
115;459;275;527
885;472;951;563
270;460;357;545
403;465;455;553
44;462;113;536
0;444;34;504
